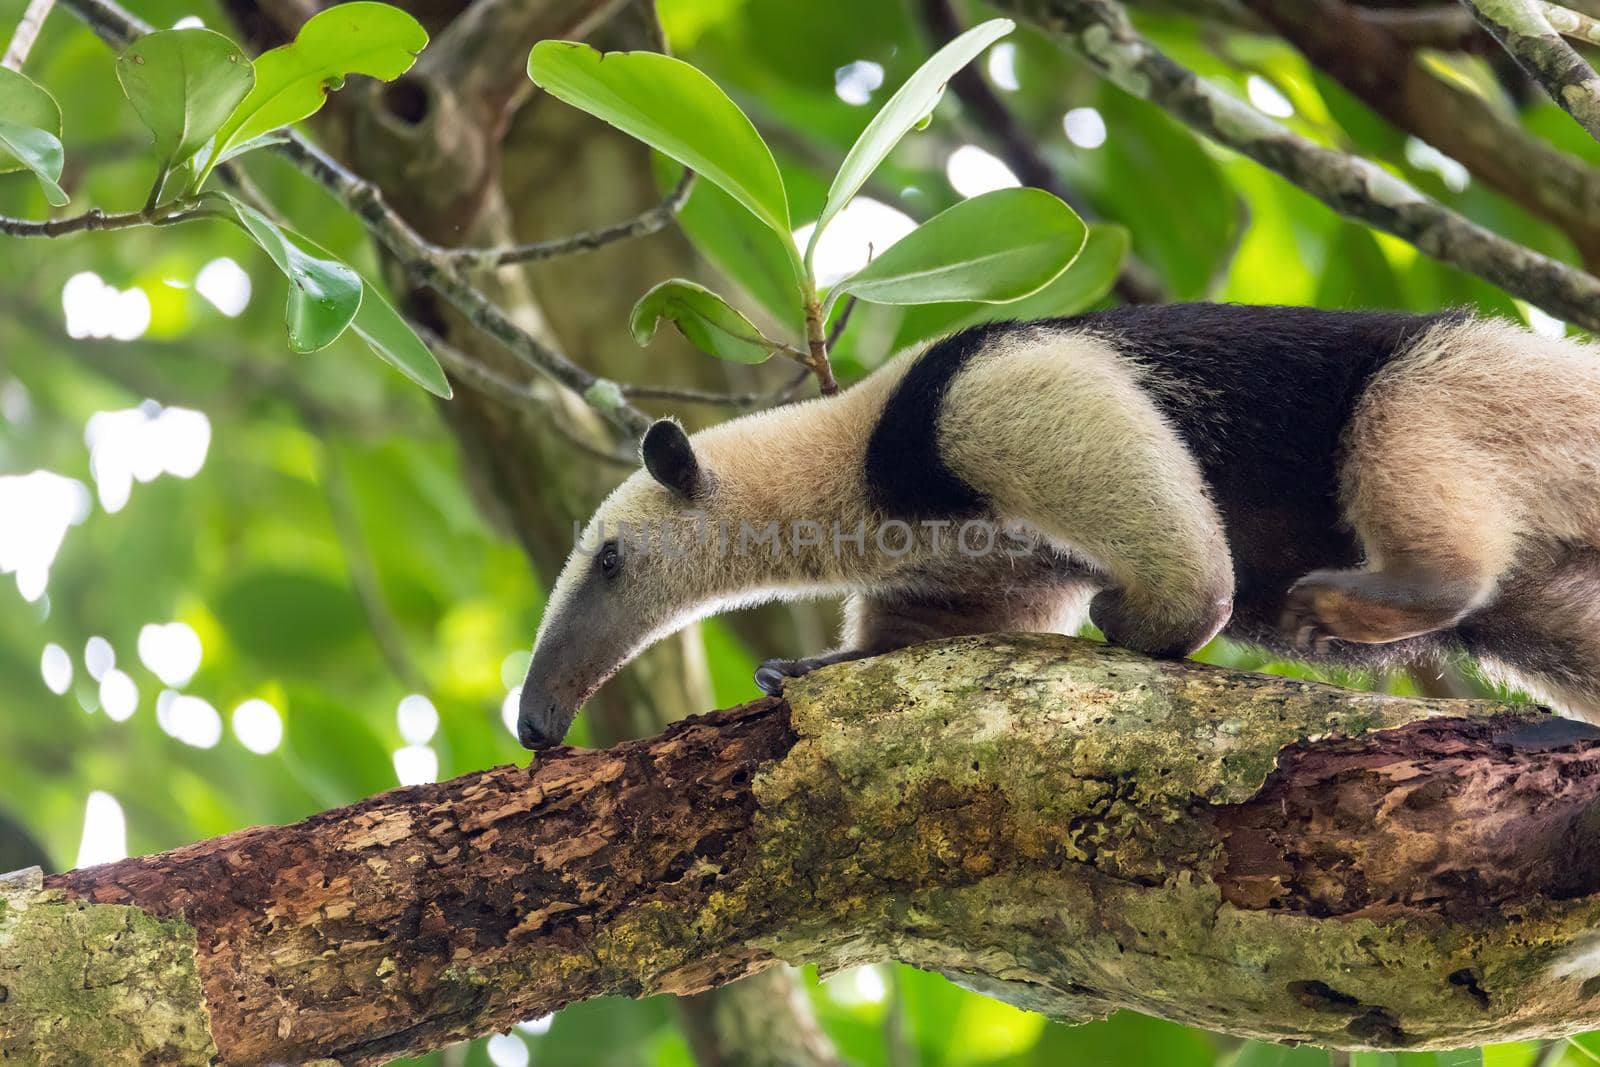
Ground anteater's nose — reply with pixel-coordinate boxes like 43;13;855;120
517;684;564;751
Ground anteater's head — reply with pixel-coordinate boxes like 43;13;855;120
517;419;731;749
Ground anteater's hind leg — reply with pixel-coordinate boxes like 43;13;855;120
1282;322;1534;652
1460;546;1600;722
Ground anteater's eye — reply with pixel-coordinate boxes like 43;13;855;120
598;541;621;578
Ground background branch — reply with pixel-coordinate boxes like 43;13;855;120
1464;0;1600;142
999;0;1600;331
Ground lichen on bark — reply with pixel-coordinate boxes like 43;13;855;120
0;866;215;1064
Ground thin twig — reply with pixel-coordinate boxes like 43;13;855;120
1537;0;1600;43
447;168;694;270
3;0;57;69
997;0;1600;333
1462;0;1600;143
825;296;859;350
0;200;220;236
419;324;641;466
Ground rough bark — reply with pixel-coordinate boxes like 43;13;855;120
12;635;1600;1063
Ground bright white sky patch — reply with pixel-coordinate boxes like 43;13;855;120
793;197;918;288
515;1016;553;1036
397;694;439;745
1525;304;1566;339
138;621;202;687
501;686;522;739
61;271;152;342
393;745;439;786
0;470;90;601
75;790;127;867
1246;75;1294;118
41;643;72;694
987;42;1019;91
85;635;115;681
232;699;284;755
1404;136;1470;194
945;144;1020;198
833;60;884;106
1063;107;1107;149
195;257;251;317
158;692;222;748
2;379;31;425
100;669;137;722
486;1034;530;1067
827;965;888;1005
85;401;211;513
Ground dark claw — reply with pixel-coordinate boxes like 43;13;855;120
754;663;789;696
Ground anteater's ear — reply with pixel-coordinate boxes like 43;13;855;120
641;419;703;499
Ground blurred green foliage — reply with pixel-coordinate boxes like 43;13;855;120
0;0;1593;1063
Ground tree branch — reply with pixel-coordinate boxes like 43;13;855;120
1464;0;1600;143
997;0;1600;332
13;635;1600;1062
1242;0;1600;268
3;0;57;69
445;168;695;270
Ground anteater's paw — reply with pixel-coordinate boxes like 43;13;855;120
1280;575;1346;654
754;657;816;696
755;649;873;696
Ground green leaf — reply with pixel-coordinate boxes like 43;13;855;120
349;282;451;398
0;119;68;206
0;67;62;179
890;222;1129;351
203;2;427;184
830;188;1084;308
115;28;255;181
527;42;794;247
631;279;777;364
224;195;363;352
808;17;1012;269
653;157;805;339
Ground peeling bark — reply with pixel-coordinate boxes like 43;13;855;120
12;636;1600;1062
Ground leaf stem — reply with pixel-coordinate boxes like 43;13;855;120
802;296;840;396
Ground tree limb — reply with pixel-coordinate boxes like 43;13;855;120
996;0;1600;332
1241;0;1600;268
1464;0;1600;143
13;635;1600;1062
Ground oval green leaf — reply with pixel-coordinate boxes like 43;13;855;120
808;17;1012;269
203;2;427;185
116;28;255;178
225;195;363;352
349;282;451;397
889;222;1129;351
631;279;776;365
831;188;1085;308
286;229;450;396
0;119;68;206
0;67;63;180
528;42;794;246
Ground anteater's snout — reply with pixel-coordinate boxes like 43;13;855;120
517;683;569;751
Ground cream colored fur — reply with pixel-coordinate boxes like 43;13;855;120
939;324;1233;651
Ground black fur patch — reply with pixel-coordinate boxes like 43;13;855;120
865;321;1015;519
1070;303;1455;638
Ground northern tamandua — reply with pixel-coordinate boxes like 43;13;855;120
516;303;1600;748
